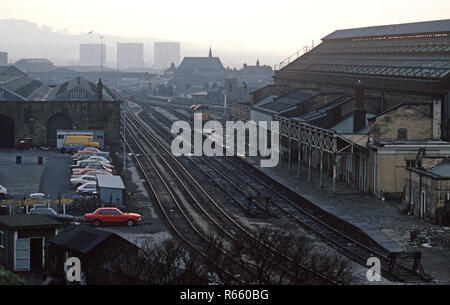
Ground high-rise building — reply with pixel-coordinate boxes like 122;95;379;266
80;44;106;67
0;52;7;65
154;42;180;70
117;43;144;70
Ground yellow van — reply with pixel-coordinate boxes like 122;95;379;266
65;135;100;148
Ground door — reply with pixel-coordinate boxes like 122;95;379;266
420;191;426;219
16;238;30;271
30;238;43;270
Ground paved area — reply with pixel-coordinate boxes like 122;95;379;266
0;149;47;197
247;156;450;284
0;148;76;200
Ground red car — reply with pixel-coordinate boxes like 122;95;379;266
84;207;142;227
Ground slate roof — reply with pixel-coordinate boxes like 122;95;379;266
253;90;317;114
0;215;63;229
48;224;116;255
330;113;375;134
45;77;118;101
178;57;225;71
0;66;49;100
428;161;450;178
323;19;450;40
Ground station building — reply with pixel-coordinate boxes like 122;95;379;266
0;65;121;148
230;19;450;203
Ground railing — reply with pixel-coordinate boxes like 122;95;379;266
275;45;312;71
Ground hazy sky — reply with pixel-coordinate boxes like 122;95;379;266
1;0;449;56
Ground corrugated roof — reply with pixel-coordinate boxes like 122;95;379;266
97;175;125;189
323;19;450;40
0;215;63;229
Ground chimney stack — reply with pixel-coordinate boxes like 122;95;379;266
353;80;366;132
97;78;103;101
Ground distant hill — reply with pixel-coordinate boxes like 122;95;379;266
0;19;283;69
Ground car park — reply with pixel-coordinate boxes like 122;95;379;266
0;185;8;199
28;207;82;224
76;181;98;196
84;207;142;227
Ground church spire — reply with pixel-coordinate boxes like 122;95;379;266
209;46;212;58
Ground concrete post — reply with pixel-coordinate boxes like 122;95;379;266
288;138;291;171
332;155;338;192
320;150;324;188
297;142;301;177
307;144;312;182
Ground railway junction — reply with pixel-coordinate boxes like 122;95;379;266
0;19;449;285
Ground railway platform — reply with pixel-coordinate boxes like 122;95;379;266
247;156;450;283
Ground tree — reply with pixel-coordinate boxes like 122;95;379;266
0;268;26;285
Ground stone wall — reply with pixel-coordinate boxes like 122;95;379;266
0;100;120;147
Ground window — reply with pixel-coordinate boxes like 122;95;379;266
0;231;4;248
57;135;65;139
0;90;5;101
70;90;87;100
99;210;109;215
397;128;408;140
110;210;121;215
406;160;422;168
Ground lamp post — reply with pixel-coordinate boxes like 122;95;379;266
87;31;104;77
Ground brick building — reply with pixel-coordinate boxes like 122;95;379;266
405;160;450;225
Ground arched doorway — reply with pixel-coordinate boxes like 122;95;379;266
47;113;72;147
0;115;15;148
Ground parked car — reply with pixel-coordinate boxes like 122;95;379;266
28;207;81;224
76;181;98;196
72;164;113;174
18;138;33;150
0;185;8;199
72;153;110;163
84;207;142;227
71;158;111;169
70;148;99;158
71;169;112;178
60;143;84;154
70;174;98;188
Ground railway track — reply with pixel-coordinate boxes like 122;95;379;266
136;100;430;283
122;100;340;284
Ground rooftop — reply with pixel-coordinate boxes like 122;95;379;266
97;174;125;189
323;19;450;40
178;57;225;71
277;19;450;88
48;224;115;255
0;215;63;229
